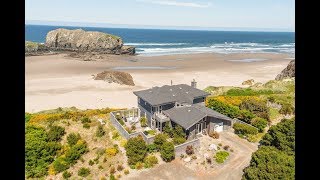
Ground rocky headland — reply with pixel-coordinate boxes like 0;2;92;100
25;28;135;56
275;60;295;80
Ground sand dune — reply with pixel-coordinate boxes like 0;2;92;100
25;52;292;112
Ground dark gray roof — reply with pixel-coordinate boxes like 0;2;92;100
133;84;210;105
163;106;207;129
193;104;233;121
163;104;233;130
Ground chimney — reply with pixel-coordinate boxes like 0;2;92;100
191;79;197;88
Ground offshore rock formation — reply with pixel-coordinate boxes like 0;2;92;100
25;41;51;56
93;71;135;86
275;60;295;80
242;79;255;86
25;28;135;56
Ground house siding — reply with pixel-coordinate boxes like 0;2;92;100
138;98;152;113
207;116;232;131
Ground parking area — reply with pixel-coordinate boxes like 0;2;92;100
125;130;258;180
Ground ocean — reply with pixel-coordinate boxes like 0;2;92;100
25;25;295;56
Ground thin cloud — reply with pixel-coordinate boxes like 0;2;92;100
137;0;211;8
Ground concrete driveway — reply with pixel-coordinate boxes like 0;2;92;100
124;131;258;180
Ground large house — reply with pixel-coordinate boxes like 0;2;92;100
133;80;234;139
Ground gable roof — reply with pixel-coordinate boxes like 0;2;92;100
163;106;207;129
133;84;210;106
163;104;233;130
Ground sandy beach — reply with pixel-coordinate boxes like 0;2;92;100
25;52;293;112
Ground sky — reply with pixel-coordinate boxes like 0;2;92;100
26;0;295;32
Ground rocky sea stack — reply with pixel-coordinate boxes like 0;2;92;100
26;28;135;56
275;60;295;80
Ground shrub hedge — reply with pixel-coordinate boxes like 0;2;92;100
233;123;258;136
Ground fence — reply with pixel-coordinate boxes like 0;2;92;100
174;138;201;157
232;118;259;130
110;109;155;144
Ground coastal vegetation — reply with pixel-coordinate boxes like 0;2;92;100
205;79;295;142
242;118;295;179
25;107;130;179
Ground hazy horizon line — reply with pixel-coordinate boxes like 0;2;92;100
25;20;295;33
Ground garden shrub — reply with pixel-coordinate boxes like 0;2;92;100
260;118;295;154
279;103;294;115
25;125;62;178
109;166;116;174
214;151;229;163
144;155;158;168
206;157;212;164
105;147;119;156
118;119;125;126
160;141;175;162
173;136;186;145
185;145;194;155
83;123;90;129
63;140;88;166
206;99;241;119
163;122;173;137
96;124;105;137
173;125;186;138
223;145;230;151
226;88;274;96
120;139;127;147
242;146;294;180
81;117;91;124
89;160;94;166
67;133;81;146
233;123;258;136
131;124;136;130
62;171;72;179
125;126;132;134
209;131;219;139
251;117;268;132
124;169;130;175
78;167;90;177
153;133;168;150
135;162;144;170
47;125;66;142
140;117;147;127
112;131;120;139
239;110;256;123
110;174;115;180
25;113;32;123
117;164;124;171
147;143;157;153
125;136;147;165
239;99;269;120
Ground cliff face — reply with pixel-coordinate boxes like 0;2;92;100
275;60;295;80
26;28;135;56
